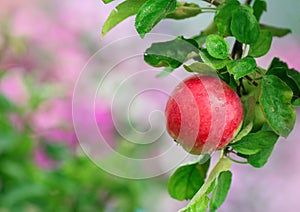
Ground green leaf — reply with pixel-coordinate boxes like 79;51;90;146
205;179;216;195
231;6;260;44
180;158;232;212
253;0;267;21
287;69;300;93
293;98;300;106
217;71;238;91
101;0;147;38
0;93;16;112
227;56;257;79
192;23;218;48
135;0;176;37
210;171;232;211
252;101;267;132
248;30;272;58
268;57;289;70
0;160;27;182
168;159;210;200
0;118;19;152
181;195;209;212
192;34;207;47
2;184;47;206
206;34;229;59
199;49;228;70
232;96;255;143
242;95;256;127
231;131;278;155
101;0;114;3
166;2;202;20
247;146;275;168
144;36;198;69
260;75;296;137
44;143;70;161
266;58;300;100
260;24;291;37
214;2;240;36
183;62;216;74
231;130;279;167
156;67;175;78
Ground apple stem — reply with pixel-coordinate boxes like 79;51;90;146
219;149;225;159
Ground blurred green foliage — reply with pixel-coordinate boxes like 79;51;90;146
0;93;151;212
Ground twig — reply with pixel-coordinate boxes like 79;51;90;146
231;40;243;60
245;75;258;87
245;0;253;5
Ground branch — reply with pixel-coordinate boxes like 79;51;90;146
245;0;253;5
244;75;258;87
231;40;243;60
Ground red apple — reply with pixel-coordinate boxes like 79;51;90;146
165;74;244;154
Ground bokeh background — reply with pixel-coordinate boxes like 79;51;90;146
0;0;299;211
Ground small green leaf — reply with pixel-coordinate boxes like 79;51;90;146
210;171;232;211
214;2;240;36
247;147;275;168
102;0;114;3
231;6;260;44
144;36;198;69
101;0;147;38
199;49;228;70
231;131;278;155
253;0;267;21
260;75;296;137
287;69;300;89
252;102;267;132
231;130;279;167
232;96;255;143
180;158;232;212
226;0;239;4
206;34;229;59
293;98;300;106
227;56;257;79
260;24;291;37
184;62;216;74
166;2;202;20
181;195;209;212
205;179;216;195
243;95;256;127
268;57;288;69
156;67;174;78
248;30;272;58
192;34;207;47
266;58;300;100
217;71;238;91
232;122;253;143
135;0;176;37
168;159;210;200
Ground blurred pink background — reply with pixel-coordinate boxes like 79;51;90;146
0;0;299;211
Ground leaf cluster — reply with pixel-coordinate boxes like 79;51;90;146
102;0;299;211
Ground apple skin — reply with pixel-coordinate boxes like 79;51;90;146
165;74;244;155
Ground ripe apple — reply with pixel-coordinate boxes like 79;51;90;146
165;74;244;154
